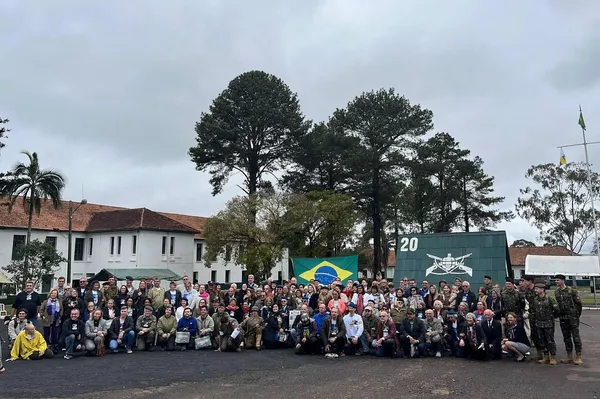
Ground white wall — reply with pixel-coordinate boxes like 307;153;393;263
191;239;289;284
0;228;290;290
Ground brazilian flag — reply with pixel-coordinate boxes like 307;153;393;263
292;255;358;285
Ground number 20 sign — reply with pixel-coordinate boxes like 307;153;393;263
399;237;418;252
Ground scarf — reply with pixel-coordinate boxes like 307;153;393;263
467;325;478;347
356;294;364;315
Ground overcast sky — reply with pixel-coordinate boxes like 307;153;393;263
1;0;600;248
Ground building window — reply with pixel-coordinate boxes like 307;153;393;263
161;236;167;255
117;236;122;255
132;235;137;255
225;245;232;262
110;237;115;255
193;272;198;283
74;238;85;261
170;237;175;255
11;235;26;261
41;274;54;293
45;236;57;249
89;238;93;256
225;270;230;283
196;243;203;262
211;270;217;282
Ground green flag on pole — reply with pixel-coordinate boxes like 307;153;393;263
292;255;358;285
579;107;586;131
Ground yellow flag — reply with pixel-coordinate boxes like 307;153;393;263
559;148;567;166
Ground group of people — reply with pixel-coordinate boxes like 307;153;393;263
1;271;585;372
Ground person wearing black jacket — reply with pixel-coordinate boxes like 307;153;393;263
108;307;135;354
456;282;477;312
502;311;531;362
61;308;86;360
481;309;502;359
399;309;427;358
164;282;182;308
457;313;487;360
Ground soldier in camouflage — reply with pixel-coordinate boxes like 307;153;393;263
554;274;583;365
501;277;526;318
534;282;559;365
522;276;542;360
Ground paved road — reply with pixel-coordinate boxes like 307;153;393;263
1;312;599;399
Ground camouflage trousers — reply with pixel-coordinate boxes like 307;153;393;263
559;318;582;354
536;324;556;355
525;318;541;349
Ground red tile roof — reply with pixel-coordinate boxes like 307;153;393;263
360;248;396;268
87;208;199;234
508;246;575;266
0;198;205;237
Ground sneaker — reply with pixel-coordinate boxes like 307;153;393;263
64;354;73;360
435;351;441;358
126;347;133;354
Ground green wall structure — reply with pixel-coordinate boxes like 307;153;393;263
394;231;513;287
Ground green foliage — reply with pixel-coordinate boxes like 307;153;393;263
511;239;537;247
3;239;66;289
0;117;9;150
278;191;357;258
330;88;434;275
516;162;600;253
189;70;311;196
202;194;284;281
282;122;355;193
405;133;512;233
3;151;66;250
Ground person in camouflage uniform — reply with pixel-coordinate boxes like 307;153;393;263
522;276;542;360
103;275;118;303
534;282;559;365
501;277;526;318
554;274;583;365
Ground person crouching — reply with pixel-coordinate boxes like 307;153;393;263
219;315;242;352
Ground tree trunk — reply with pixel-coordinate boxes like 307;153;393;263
463;177;470;232
372;170;382;279
248;161;259;226
24;197;34;268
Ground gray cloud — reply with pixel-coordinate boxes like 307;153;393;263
2;0;600;247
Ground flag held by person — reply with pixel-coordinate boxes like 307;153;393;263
292;256;358;285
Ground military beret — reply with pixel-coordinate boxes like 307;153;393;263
505;277;514;284
534;282;546;289
455;278;462;282
522;275;535;282
439;280;447;285
484;275;492;280
554;274;566;280
125;276;134;281
144;306;153;312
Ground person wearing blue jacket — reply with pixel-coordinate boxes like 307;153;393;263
177;307;198;351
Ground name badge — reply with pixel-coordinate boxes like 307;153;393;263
71;324;78;331
143;323;149;328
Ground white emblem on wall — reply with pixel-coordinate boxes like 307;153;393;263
425;253;473;276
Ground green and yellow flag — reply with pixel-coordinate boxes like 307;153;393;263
559;148;567;166
292;255;358;285
579;107;586;131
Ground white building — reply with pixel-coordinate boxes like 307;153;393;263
0;199;289;292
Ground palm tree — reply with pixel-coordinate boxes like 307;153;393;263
3;151;66;265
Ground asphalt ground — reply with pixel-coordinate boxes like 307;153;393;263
0;312;599;399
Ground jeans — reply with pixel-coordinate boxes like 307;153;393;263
64;334;82;356
425;341;441;354
109;330;135;351
375;340;397;357
359;333;370;353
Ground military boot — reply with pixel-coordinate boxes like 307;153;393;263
560;352;573;364
536;349;544;361
549;355;557;365
573;353;583;365
538;354;550;364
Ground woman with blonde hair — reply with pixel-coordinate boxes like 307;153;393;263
40;288;63;351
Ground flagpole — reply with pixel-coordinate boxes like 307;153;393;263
580;106;599;305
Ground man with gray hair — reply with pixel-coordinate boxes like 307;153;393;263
424;309;443;357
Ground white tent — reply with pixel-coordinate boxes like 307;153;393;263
525;255;600;277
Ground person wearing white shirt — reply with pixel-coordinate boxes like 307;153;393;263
343;302;367;355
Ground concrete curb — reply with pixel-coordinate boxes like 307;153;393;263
582;307;600;310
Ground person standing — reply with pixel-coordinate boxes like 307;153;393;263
521;276;542;360
148;278;165;310
11;281;41;325
554;274;583;365
534;282;559;365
